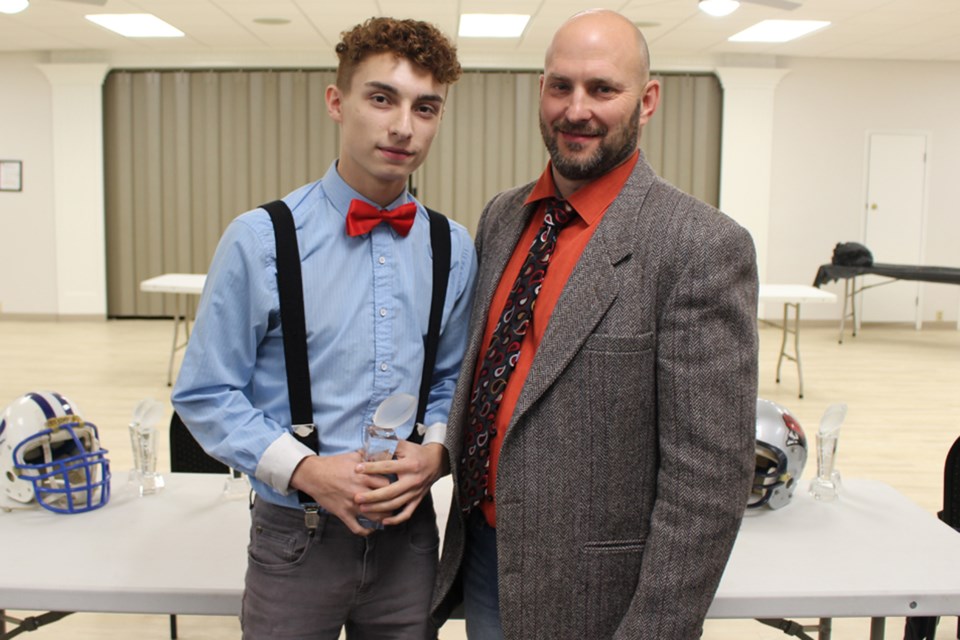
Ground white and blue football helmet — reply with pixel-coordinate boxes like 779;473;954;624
747;398;808;510
0;392;111;514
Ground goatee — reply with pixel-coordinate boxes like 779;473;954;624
540;101;642;182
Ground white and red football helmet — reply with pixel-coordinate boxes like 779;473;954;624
748;398;808;510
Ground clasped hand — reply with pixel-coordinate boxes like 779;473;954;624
289;441;445;536
355;440;445;529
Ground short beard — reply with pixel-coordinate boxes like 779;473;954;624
540;101;642;182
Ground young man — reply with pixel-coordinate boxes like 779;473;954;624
430;9;759;639
172;17;476;639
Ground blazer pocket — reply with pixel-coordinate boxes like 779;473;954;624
578;539;646;637
583;539;646;553
584;331;653;354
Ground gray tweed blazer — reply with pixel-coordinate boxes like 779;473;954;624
432;154;759;639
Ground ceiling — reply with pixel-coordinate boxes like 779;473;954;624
1;0;959;70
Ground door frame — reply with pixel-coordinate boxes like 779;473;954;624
858;129;931;330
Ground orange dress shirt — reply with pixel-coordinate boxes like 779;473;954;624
478;151;639;527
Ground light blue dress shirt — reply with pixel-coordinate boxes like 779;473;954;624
172;162;477;509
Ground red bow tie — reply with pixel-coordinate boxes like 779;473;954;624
345;199;417;237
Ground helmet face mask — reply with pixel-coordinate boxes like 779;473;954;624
0;392;111;514
748;398;808;510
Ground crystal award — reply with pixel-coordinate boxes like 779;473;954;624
809;402;847;501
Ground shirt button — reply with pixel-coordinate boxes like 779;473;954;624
378;256;386;265
380;362;389;372
379;308;387;317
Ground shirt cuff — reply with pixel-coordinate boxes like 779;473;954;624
416;421;447;447
254;432;318;495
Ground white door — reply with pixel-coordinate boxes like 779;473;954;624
861;133;927;324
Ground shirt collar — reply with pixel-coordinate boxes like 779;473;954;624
320;160;413;220
524;150;639;225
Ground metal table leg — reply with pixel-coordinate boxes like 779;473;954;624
166;293;192;387
818;616;832;639
774;302;805;398
839;279;850;344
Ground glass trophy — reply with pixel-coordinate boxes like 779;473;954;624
129;398;167;496
222;468;250;501
809;402;847;501
357;393;416;529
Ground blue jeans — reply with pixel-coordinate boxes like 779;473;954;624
462;510;505;640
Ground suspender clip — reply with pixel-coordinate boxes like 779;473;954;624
304;504;320;533
293;423;316;438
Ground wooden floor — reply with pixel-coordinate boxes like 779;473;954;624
0;317;957;639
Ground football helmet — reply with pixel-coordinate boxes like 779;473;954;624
748;398;808;510
0;392;111;514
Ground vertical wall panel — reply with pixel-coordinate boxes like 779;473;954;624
414;71;548;235
104;69;719;317
103;73;135;315
159;73;179;295
142;73;165;316
306;72;337;180
203;73;223;273
643;74;665;174
514;73;550;198
171;73;193;283
247;72;267;211
691;75;722;206
643;73;722;207
218;73;241;230
494;76;517;192
260;72;281;203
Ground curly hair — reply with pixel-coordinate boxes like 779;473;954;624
335;17;462;91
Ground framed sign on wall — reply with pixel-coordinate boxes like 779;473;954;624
0;160;22;192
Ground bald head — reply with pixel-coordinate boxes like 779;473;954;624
546;10;650;84
538;8;660;196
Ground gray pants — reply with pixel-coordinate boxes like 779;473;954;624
242;495;439;640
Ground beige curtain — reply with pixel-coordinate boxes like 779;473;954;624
103;69;720;317
104;70;339;317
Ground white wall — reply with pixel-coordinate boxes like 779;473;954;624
0;54;57;315
767;57;960;321
2;52;960;321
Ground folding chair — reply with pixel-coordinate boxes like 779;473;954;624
169;411;229;474
167;411;230;639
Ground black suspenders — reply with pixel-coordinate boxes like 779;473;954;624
261;199;451;526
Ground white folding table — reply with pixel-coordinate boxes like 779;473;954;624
759;284;838;398
137;279;838;397
139;274;207;386
711;478;960;638
2;475;959;640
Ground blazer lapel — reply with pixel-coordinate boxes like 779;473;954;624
509;158;657;427
449;190;538;442
469;196;538;361
473;198;537;327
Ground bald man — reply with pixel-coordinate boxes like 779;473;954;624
431;9;759;639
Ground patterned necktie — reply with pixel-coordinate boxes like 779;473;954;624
459;198;576;513
345;199;417;237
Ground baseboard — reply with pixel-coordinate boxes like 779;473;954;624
0;313;106;322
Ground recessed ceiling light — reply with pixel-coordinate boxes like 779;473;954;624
699;0;740;18
253;17;291;26
458;13;530;38
729;19;830;43
0;0;28;15
85;13;185;38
